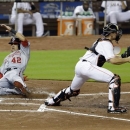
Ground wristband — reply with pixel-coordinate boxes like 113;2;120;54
10;29;17;35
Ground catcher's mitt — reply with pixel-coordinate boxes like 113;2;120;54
121;46;130;58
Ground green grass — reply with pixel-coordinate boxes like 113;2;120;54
26;50;84;80
0;48;129;82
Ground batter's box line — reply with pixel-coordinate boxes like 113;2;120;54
0;102;41;105
0;91;129;101
44;107;130;122
0;110;39;113
0;107;129;123
79;91;130;96
0;98;46;101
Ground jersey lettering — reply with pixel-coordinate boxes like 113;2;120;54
11;57;21;63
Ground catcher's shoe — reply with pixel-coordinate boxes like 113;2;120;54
107;106;127;113
44;98;61;106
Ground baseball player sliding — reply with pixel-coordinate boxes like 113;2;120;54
101;1;130;24
45;23;130;113
0;24;47;99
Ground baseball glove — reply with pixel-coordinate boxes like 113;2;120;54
121;46;130;58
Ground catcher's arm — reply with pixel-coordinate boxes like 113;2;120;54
108;46;130;65
108;55;130;65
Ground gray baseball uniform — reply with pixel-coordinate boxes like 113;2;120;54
0;40;30;95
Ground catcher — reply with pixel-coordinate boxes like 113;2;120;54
45;23;130;113
0;24;47;99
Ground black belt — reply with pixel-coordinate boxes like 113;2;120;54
4;68;17;74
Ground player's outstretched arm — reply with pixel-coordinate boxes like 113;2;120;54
108;56;130;65
0;24;26;41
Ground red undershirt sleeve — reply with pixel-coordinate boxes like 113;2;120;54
21;40;28;47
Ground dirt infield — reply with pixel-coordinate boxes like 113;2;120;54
0;35;130;130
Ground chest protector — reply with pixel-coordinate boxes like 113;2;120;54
85;38;109;67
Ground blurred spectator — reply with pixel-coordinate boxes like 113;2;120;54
73;0;95;18
73;0;95;35
101;1;130;24
10;2;48;37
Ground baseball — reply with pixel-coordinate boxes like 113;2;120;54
113;46;121;55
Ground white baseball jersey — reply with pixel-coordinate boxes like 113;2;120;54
73;5;95;18
101;1;130;23
11;2;31;17
81;40;115;64
101;1;127;15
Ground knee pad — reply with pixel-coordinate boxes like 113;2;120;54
109;74;121;107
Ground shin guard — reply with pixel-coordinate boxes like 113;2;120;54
109;74;121;108
53;87;80;105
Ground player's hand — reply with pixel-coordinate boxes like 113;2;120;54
22;87;32;98
76;13;80;16
23;75;29;81
28;11;33;17
1;24;11;32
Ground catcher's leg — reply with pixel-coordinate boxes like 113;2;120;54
45;87;80;106
108;74;127;113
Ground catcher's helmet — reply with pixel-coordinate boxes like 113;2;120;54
102;23;122;42
8;37;21;50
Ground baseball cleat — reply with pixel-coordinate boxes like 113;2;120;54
44;98;61;106
107;107;127;113
44;101;61;106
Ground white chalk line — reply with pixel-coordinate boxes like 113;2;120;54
37;104;46;112
3;103;128;123
37;103;130;122
0;105;129;123
0;91;129;101
0;106;130;123
0;92;130;123
0;98;45;101
44;107;130;122
0;102;41;105
37;91;130;123
79;92;130;96
0;110;38;112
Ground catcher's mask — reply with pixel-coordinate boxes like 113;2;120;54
102;23;122;42
9;37;21;50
